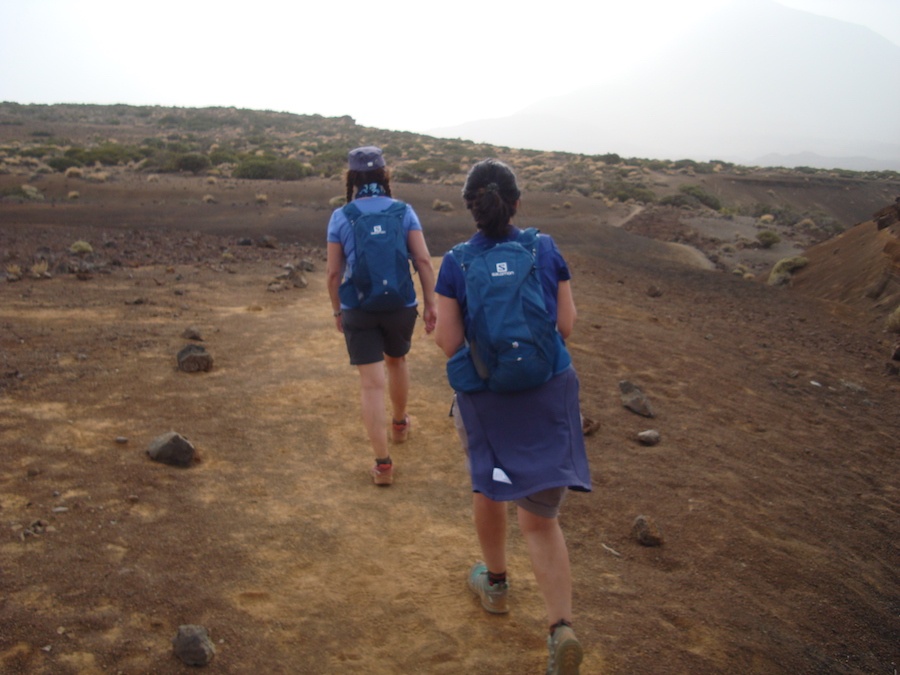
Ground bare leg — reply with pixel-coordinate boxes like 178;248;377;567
357;362;388;459
518;506;573;626
474;493;508;574
384;354;409;424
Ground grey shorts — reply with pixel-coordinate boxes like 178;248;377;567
450;395;568;519
342;306;418;365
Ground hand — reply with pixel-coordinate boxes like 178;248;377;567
422;306;437;335
334;314;344;334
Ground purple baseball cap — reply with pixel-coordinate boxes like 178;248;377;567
348;146;385;171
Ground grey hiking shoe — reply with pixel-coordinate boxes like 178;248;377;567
467;562;509;614
546;623;582;675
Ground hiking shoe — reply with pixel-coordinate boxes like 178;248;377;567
391;415;410;443
371;461;393;486
467;562;509;614
546;623;582;675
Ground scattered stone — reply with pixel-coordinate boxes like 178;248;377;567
299;258;315;272
619;381;655;418
257;235;278;249
115;436;128;444
582;417;601;436
125;298;146;306
632;515;664;547
237;237;253;246
147;431;195;467
177;344;213;373
286;265;308;288
637;429;661;446
646;285;663;298
181;326;204;341
892;340;900;361
172;624;216;666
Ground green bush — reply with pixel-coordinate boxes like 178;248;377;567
233;157;312;181
679;184;721;210
659;194;697;208
609;182;656;204
767;256;808;286
175;152;211;174
209;148;239;166
47;156;83;172
756;230;781;249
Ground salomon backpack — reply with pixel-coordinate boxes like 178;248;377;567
449;228;560;393
339;201;415;311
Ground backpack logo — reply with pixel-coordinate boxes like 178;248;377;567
338;202;414;312
492;262;513;277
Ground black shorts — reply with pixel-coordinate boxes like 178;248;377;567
342;306;418;365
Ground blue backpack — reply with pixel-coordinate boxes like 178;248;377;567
447;228;560;393
339;201;415;312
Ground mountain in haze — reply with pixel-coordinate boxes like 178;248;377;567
431;0;900;170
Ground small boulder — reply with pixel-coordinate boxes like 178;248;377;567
172;624;216;666
637;430;661;446
177;344;213;372
619;381;655;418
632;515;664;547
147;431;195;467
181;326;203;341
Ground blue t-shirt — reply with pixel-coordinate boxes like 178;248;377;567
435;227;573;373
326;196;423;309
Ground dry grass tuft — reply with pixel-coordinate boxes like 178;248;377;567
886;305;900;333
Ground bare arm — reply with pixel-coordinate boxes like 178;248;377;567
434;293;465;358
325;242;345;332
407;229;436;334
556;279;577;340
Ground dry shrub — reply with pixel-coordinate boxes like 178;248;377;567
147;174;160;183
31;260;49;279
206;176;218;185
202;194;217;204
886;306;900;333
69;240;93;254
67;191;79;200
5;264;22;281
432;199;453;213
86;171;108;183
65;166;83;179
767;256;808;286
329;196;346;208
758;214;775;224
255;193;268;205
21;185;43;201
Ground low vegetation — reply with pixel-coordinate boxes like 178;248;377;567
0;102;897;231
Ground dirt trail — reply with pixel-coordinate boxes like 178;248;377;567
1;258;599;674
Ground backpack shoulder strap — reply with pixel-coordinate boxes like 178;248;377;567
342;201;363;223
515;227;540;248
450;241;480;271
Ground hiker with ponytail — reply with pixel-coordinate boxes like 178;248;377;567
434;159;591;674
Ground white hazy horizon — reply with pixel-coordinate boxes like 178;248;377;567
1;0;897;137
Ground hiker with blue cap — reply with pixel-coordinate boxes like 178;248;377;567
326;146;437;485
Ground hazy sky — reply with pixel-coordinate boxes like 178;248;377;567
1;0;897;135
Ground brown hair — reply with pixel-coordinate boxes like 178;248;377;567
345;167;392;203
